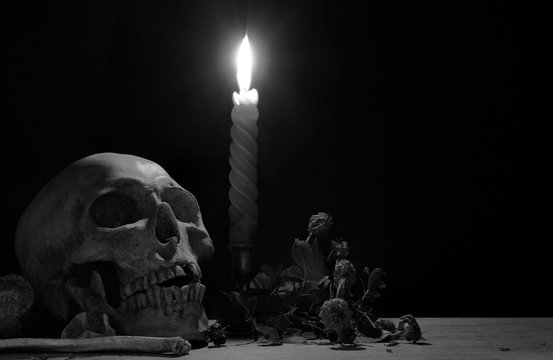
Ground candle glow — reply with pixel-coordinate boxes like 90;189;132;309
236;35;252;92
233;36;258;106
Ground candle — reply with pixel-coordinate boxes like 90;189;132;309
229;35;259;287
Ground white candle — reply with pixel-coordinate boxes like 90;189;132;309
229;35;259;280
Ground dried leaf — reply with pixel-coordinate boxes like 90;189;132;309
267;314;290;333
355;330;391;343
281;266;326;290
258;340;283;346
306;339;332;345
280;265;304;283
375;318;397;333
301;331;318;340
253;320;281;342
364;268;386;303
292;239;314;269
285;327;303;337
305;269;326;285
250;273;270;290
299;287;326;304
250;265;279;290
310;238;328;274
366;268;385;292
283;335;307;343
228;291;252;316
277;280;298;296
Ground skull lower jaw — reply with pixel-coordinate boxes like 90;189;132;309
74;295;210;343
111;302;209;342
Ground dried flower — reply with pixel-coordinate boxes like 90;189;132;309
208;322;228;346
333;259;357;298
398;314;422;343
329;239;350;260
333;259;356;281
319;298;352;333
307;212;333;238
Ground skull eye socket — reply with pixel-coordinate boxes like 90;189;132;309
164;189;200;224
90;193;141;228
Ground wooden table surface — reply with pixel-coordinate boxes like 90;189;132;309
1;318;552;359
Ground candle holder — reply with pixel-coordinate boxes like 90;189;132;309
229;243;257;291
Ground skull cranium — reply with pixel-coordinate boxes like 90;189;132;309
14;153;214;342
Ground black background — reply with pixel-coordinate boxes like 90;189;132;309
5;0;551;322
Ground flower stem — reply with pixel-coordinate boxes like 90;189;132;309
354;308;376;328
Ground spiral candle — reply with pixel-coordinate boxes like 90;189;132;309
229;36;259;286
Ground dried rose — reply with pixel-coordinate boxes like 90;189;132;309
333;259;357;298
398;314;422;343
307;212;333;238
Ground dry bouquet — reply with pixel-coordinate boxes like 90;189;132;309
209;212;424;347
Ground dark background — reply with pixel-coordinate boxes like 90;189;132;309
5;0;550;322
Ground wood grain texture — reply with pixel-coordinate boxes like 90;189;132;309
1;318;552;359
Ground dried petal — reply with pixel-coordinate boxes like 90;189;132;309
307;212;333;237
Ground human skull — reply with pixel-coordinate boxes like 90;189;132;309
15;153;214;342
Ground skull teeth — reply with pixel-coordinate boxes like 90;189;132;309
174;265;186;277
117;282;205;314
167;268;175;280
119;263;198;300
124;283;133;298
153;286;161;307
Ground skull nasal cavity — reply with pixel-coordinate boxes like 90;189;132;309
155;203;180;244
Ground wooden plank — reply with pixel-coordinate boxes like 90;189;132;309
1;318;552;359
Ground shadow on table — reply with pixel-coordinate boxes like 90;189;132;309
330;344;366;351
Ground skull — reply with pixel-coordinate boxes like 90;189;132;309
14;153;214;342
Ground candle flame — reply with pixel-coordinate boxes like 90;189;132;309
236;35;252;92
